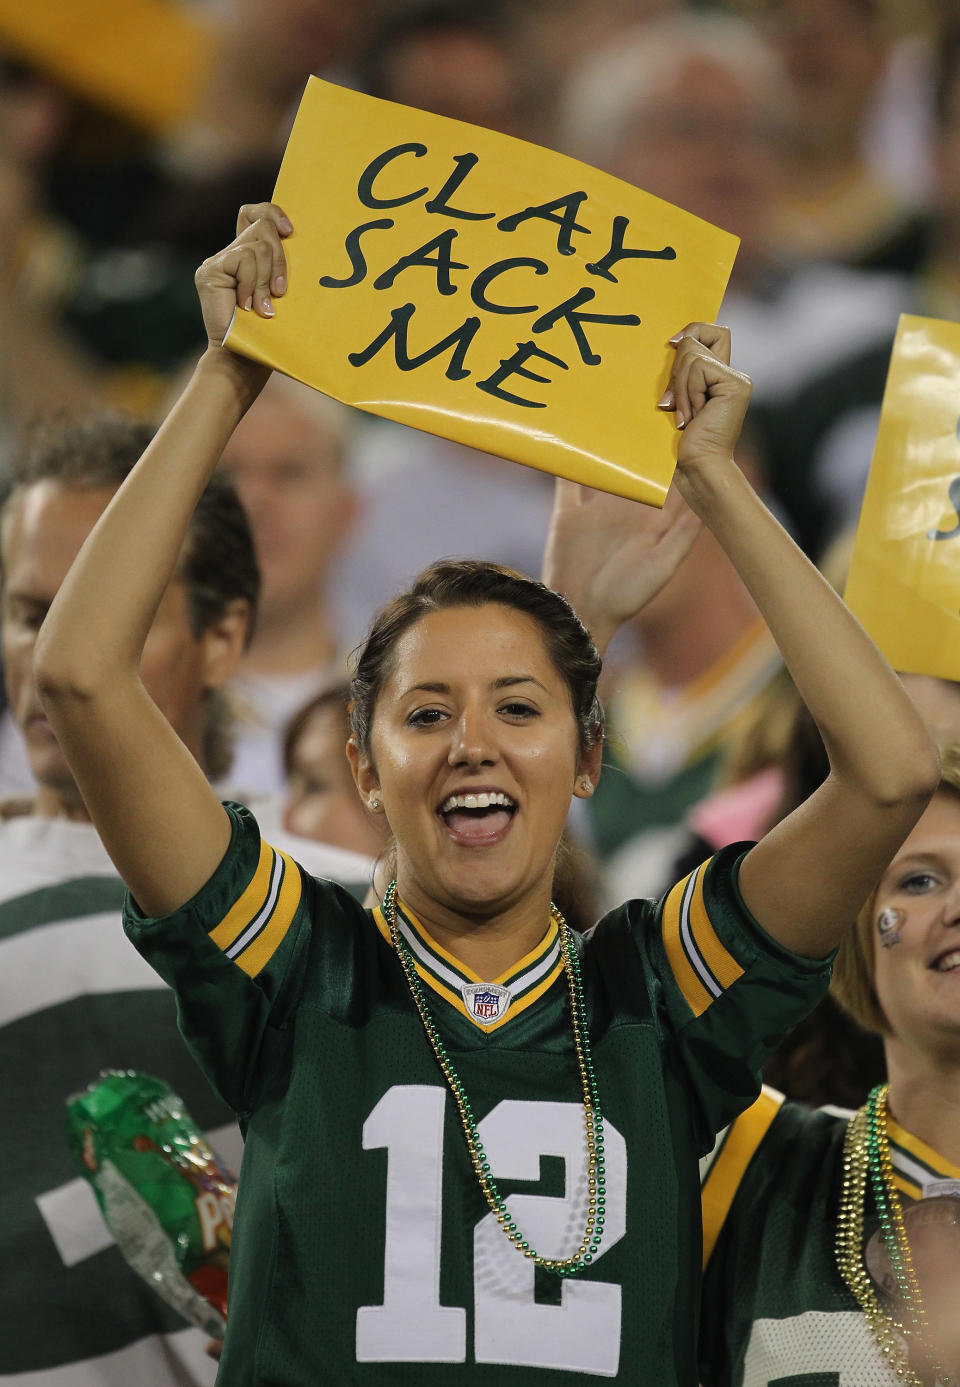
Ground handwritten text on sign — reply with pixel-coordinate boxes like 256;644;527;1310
226;78;739;505
320;143;676;407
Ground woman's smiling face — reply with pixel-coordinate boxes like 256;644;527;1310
872;791;960;1052
351;602;600;926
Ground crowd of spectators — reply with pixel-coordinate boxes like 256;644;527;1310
3;1;960;1381
3;0;959;1070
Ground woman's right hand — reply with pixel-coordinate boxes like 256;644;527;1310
194;202;293;348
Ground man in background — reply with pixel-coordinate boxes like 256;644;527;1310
0;414;371;1385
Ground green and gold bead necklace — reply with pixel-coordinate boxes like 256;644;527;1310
837;1085;958;1387
383;879;605;1277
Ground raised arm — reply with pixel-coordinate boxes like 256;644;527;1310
546;324;939;957
33;205;291;917
542;480;701;660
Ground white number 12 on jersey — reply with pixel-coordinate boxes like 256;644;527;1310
356;1085;626;1375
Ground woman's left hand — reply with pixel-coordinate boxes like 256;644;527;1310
659;323;752;482
542;478;701;655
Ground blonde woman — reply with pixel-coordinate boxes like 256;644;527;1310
701;745;960;1386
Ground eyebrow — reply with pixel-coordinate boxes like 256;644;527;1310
401;675;549;698
884;850;948;879
895;846;953;865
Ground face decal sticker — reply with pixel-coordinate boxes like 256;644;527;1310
877;906;905;949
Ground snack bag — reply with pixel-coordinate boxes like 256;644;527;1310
66;1070;236;1337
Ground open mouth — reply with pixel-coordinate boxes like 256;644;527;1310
931;949;960;974
438;791;517;843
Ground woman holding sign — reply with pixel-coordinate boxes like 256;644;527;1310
33;205;937;1386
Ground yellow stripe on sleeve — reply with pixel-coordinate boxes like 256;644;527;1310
233;850;302;978
701;1087;784;1269
209;837;274;951
661;872;713;1018
687;864;745;992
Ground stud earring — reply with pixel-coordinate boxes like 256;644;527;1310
369;797;381;812
580;778;592;793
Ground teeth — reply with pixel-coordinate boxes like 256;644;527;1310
935;951;960;973
440;791;515;814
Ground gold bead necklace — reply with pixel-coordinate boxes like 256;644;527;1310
383;879;606;1276
836;1085;958;1386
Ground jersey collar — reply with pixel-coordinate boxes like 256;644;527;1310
887;1116;960;1200
373;897;563;1033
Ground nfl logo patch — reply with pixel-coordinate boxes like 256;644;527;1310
461;982;512;1027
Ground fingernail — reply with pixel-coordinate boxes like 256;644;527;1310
274;274;287;295
657;390;675;410
668;333;684;345
279;216;293;234
243;296;253;311
676;411;686;429
261;298;275;317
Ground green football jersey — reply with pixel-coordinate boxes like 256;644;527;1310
699;1091;960;1386
125;802;832;1386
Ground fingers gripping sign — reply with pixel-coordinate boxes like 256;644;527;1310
195;204;294;347
236;201;294;239
236;202;294;300
663;322;751;474
669;321;733;367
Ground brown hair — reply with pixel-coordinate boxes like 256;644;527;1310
349;559;604;756
1;413;260;780
832;742;960;1034
283;684;351;778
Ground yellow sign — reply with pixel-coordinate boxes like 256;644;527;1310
226;78;739;506
0;0;211;133
844;314;960;678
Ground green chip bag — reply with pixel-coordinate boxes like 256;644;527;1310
66;1070;236;1337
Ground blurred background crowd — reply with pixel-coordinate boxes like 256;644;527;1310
4;0;960;1110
